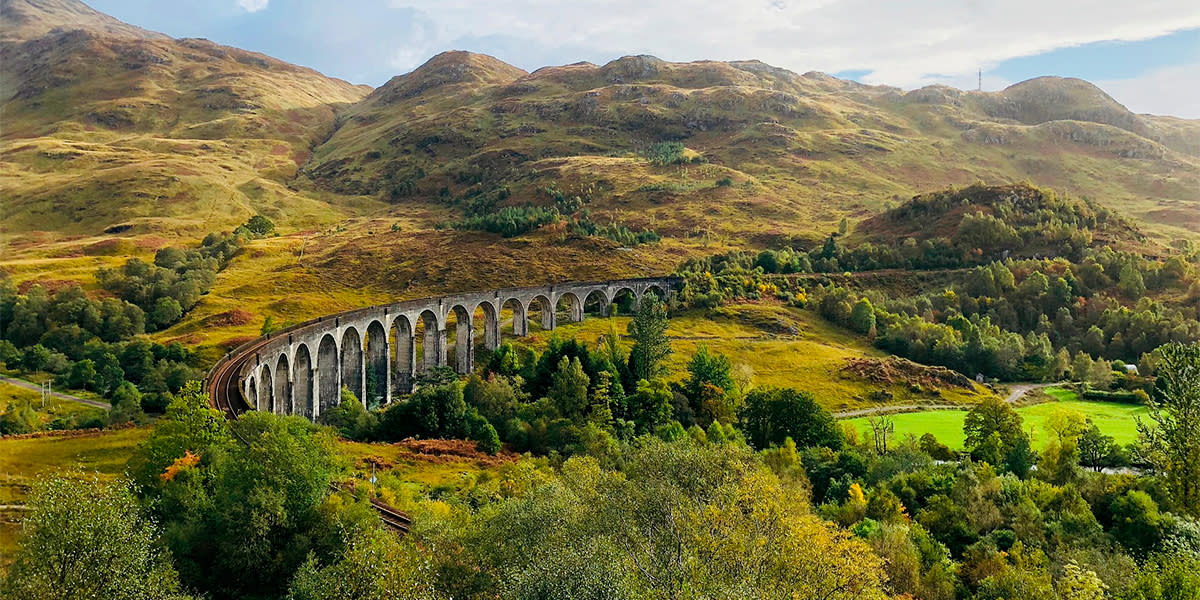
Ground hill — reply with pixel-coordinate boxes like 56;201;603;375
0;0;371;242
0;0;1198;310
855;182;1149;259
304;52;1200;250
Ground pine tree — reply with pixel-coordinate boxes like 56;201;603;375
628;295;671;382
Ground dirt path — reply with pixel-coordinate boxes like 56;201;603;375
834;382;1060;419
1004;383;1056;403
0;375;110;409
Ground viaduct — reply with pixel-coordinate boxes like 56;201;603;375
206;277;681;420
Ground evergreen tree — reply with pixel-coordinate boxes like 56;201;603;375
628;295;671;382
549;356;589;420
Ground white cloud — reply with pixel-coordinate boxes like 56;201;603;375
1098;61;1200;119
382;0;1200;114
237;0;269;13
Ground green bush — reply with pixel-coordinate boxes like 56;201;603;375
449;205;561;237
640;141;687;165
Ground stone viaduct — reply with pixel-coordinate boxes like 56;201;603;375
210;277;680;421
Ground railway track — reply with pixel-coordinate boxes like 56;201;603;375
206;342;413;536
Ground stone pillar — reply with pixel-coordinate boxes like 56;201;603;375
513;303;528;337
434;328;447;368
382;335;392;406
423;325;445;372
311;367;321;419
484;305;500;351
395;330;415;394
570;295;584;322
456;315;473;375
356;337;366;405
541;305;555;330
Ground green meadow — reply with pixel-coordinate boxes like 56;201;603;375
844;388;1148;450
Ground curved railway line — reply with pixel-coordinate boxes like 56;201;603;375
207;336;413;535
204;277;680;536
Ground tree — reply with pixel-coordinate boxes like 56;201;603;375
318;387;377;440
1137;342;1200;516
1077;423;1126;472
849;297;877;336
20;343;52;372
1110;490;1165;555
964;396;1024;453
0;401;38;435
919;433;956;460
625;379;674;434
1118;262;1146;298
1072;352;1095;382
65;358;98;390
549;356;589;419
148;296;183;330
127;381;232;492
1046;407;1089;444
685;345;735;424
0;339;20;367
2;475;193;600
162;411;347;599
287;525;441;600
963;396;1032;474
685;344;734;401
1055;561;1107;600
739;387;843;450
244;215;276;236
377;380;468;440
108;381;145;425
627;295;671;382
867;414;894;454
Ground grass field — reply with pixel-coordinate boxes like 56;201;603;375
336;438;514;510
518;303;995;412
0;380;107;428
844;387;1147;450
0;426;152;561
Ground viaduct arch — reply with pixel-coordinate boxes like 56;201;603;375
207;277;680;421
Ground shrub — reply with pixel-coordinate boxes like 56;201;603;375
243;215;275;237
640;142;687;165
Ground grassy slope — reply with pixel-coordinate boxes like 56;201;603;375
0;380;106;425
517;304;994;412
305;54;1200;245
0;422;505;560
0;426;152;559
0;6;1197;360
1;8;374;244
843;387;1146;449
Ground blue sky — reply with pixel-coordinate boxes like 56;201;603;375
89;0;1200;118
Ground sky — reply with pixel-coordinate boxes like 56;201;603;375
89;0;1200;118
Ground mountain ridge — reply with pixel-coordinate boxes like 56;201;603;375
1;0;1198;287
0;0;166;42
